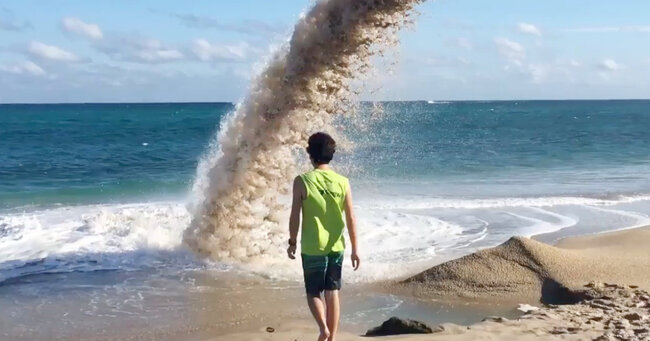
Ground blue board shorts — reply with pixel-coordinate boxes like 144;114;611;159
301;252;344;297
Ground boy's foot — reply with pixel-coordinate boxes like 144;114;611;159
318;328;330;341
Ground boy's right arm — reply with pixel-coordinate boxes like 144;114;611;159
287;176;303;259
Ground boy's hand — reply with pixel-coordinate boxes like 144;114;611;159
287;244;297;259
351;252;360;270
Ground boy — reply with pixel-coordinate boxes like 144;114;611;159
287;132;360;341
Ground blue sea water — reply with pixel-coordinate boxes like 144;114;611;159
2;100;649;211
1;100;650;338
346;100;650;196
0;103;232;209
1;99;649;281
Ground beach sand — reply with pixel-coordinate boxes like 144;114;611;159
211;226;650;340
403;227;650;303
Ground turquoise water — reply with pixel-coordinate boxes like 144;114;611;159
0;103;232;209
1;100;650;281
345;100;650;197
2;100;649;211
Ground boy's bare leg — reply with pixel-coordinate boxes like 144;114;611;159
324;290;340;341
307;295;330;341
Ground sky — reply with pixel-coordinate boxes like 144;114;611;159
0;0;649;103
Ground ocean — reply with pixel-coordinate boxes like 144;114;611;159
1;100;650;338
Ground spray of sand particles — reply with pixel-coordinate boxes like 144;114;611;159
184;0;423;263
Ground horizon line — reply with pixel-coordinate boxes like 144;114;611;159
1;98;650;105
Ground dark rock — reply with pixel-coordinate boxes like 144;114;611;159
550;327;568;334
265;327;274;333
365;317;435;336
634;327;649;334
481;316;509;323
623;312;643;321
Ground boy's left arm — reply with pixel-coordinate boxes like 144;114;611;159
344;182;360;270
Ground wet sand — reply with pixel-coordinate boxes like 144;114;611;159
213;283;650;340
0;271;515;340
3;227;647;340
212;226;650;341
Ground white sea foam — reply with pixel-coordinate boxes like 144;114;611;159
0;202;198;283
1;193;649;283
584;205;650;233
356;194;650;210
504;208;577;238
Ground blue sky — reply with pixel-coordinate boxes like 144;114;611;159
1;0;649;103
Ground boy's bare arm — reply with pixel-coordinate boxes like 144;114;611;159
287;176;303;259
344;183;360;270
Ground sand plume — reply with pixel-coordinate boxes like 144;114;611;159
184;0;423;262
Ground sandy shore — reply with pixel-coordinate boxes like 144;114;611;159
213;283;649;340
212;226;650;340
403;226;650;304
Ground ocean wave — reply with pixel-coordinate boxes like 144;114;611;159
357;194;650;210
1;192;649;283
0;202;200;283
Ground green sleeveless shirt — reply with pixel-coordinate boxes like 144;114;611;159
299;169;349;255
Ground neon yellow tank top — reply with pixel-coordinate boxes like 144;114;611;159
299;169;349;255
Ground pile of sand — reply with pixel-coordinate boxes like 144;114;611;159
403;230;650;303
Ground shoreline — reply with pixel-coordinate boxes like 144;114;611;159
2;207;648;340
212;225;650;340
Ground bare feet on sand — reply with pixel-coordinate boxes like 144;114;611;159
317;328;330;341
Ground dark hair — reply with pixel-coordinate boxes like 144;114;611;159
307;132;336;164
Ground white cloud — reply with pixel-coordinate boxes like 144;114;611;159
28;41;80;62
162;11;284;36
423;54;472;67
494;37;525;65
192;39;249;62
135;48;184;62
598;59;622;71
0;61;46;76
527;64;548;83
95;35;184;63
62;17;103;40
446;37;472;50
569;59;582;67
566;26;650;33
457;56;471;65
518;23;542;37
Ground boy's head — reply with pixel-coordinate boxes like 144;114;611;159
307;132;336;165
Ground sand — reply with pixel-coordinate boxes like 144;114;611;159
211;226;650;341
212;283;650;340
210;283;650;340
403;227;650;303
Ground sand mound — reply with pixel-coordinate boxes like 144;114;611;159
404;235;650;303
